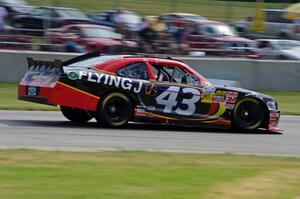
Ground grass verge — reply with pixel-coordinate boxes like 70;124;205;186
0;149;300;199
0;83;299;114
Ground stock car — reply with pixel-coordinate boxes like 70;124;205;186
18;53;280;132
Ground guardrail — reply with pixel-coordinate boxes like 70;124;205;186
0;50;299;91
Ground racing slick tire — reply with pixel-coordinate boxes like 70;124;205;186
96;92;133;127
60;106;93;123
232;98;266;131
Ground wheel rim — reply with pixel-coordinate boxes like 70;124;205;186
104;97;128;124
235;101;263;129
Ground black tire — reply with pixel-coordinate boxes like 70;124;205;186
232;98;266;131
95;92;132;127
60;106;93;123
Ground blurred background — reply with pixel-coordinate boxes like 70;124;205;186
0;0;300;60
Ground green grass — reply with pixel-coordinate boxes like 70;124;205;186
27;0;290;23
0;149;300;199
0;83;299;114
0;83;58;111
260;91;300;116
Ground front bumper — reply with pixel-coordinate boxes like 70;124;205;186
268;110;281;132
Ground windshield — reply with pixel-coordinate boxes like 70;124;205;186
56;9;89;20
201;24;236;36
2;0;26;5
276;40;300;50
83;27;121;39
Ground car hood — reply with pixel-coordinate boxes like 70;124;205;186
214;85;274;101
281;47;300;60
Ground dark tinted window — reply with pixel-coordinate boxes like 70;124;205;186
116;62;148;80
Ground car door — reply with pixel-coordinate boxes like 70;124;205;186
145;63;204;123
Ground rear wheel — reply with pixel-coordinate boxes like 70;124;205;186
232;98;266;131
60;106;93;123
95;92;132;127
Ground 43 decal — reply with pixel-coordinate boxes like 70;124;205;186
155;86;200;116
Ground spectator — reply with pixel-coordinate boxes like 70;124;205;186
148;16;169;53
139;18;156;53
0;7;7;32
113;9;125;35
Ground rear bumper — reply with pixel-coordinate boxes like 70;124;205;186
18;81;99;111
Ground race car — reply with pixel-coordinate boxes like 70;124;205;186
18;52;280;132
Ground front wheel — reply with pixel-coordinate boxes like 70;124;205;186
232;98;266;131
95;92;132;127
60;106;93;123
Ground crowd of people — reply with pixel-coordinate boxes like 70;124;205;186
113;10;193;55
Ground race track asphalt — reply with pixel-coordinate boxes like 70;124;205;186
0;110;299;157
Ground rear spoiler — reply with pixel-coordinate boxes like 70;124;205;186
63;51;101;66
27;57;63;73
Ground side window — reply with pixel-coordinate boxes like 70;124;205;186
116;62;148;80
31;8;45;16
151;64;201;86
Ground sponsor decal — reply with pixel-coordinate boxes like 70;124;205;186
136;108;145;113
202;86;216;94
201;93;213;103
27;86;38;96
146;106;155;111
201;93;226;104
270;112;279;118
212;95;225;103
215;90;226;96
225;103;235;109
245;92;263;100
267;101;276;110
145;83;157;96
67;71;79;80
226;91;238;103
66;71;143;93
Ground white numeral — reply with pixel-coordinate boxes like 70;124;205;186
155;86;200;116
155;86;179;113
175;88;200;116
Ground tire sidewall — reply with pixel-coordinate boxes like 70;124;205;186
232;98;265;131
98;92;132;127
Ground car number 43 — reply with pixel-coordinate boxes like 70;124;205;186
155;86;201;116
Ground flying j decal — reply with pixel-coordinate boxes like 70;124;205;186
67;71;143;93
